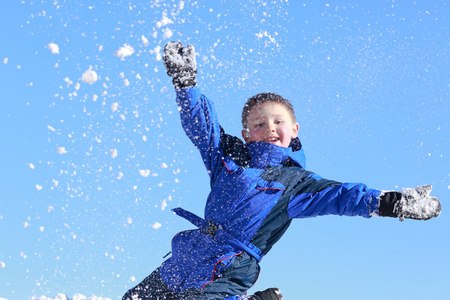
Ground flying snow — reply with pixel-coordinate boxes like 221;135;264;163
141;35;149;46
152;222;162;229
57;147;67;154
110;149;118;158
156;13;174;28
29;294;111;300
81;69;98;84
150;45;162;61
113;44;135;59
139;169;151;177
111;102;119;112
163;28;173;39
47;43;60;54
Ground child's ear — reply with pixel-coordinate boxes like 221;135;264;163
241;129;250;143
291;123;299;138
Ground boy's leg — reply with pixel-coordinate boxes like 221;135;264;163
249;288;284;300
219;288;284;300
123;268;177;300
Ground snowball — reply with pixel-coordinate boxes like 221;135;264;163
0;261;5;268
160;162;168;168
3;57;7;64
47;43;60;54
81;69;98;84
29;163;35;169
35;184;42;191
152;222;162;229
123;79;130;86
113;44;135;59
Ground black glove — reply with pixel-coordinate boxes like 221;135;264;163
163;41;197;89
379;185;441;221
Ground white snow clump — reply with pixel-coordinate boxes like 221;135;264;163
110;149;118;158
81;68;98;84
57;147;67;154
139;169;151;177
111;102;119;112
156;13;174;28
47;43;60;54
113;44;135;59
141;35;149;46
397;185;442;221
163;28;173;39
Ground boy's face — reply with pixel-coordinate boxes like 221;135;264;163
242;102;299;148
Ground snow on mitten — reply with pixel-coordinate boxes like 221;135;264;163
163;41;197;89
379;185;441;221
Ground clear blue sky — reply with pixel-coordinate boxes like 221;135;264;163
0;1;449;299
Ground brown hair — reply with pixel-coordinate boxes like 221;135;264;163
241;93;296;129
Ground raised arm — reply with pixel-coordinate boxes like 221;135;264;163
163;42;222;178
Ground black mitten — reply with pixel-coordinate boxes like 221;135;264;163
379;185;441;221
163;41;197;89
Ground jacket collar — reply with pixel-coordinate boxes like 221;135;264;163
247;138;306;169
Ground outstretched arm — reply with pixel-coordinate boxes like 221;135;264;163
163;42;222;179
285;169;441;221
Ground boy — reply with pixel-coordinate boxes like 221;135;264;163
122;42;441;300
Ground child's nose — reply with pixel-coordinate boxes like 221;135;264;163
268;124;276;132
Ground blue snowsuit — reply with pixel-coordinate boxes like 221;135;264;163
123;86;382;300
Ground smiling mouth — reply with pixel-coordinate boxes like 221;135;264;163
265;137;279;143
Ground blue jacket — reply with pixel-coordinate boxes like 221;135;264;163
159;86;381;294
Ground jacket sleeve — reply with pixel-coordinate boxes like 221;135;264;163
285;170;382;219
175;86;223;182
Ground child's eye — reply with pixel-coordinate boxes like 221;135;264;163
275;120;283;124
255;123;264;128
